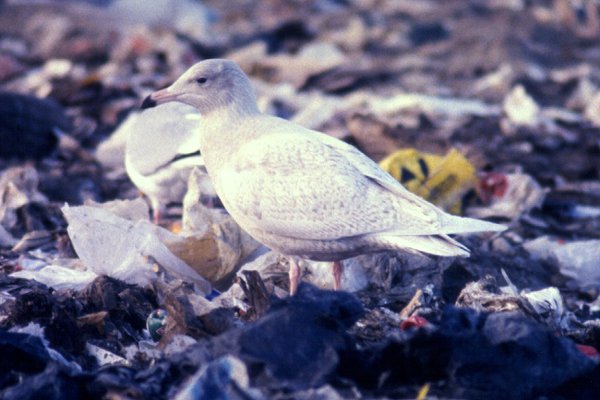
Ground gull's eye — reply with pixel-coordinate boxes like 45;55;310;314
196;77;207;84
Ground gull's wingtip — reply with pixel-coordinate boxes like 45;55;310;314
441;214;508;235
481;220;509;232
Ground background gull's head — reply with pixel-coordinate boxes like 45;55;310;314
142;59;258;116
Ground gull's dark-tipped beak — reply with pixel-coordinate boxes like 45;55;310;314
140;88;179;110
141;95;157;109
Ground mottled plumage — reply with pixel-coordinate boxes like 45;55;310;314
142;59;506;292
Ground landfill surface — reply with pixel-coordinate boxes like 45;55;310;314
1;0;600;399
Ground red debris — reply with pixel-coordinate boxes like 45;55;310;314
400;315;429;331
477;172;509;203
575;344;600;358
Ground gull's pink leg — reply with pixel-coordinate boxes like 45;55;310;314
152;208;161;224
289;257;301;295
151;200;164;225
332;260;343;291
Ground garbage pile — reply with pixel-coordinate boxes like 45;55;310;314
1;0;600;398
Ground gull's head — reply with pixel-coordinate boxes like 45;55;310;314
141;59;258;116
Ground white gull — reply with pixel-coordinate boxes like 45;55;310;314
142;59;506;294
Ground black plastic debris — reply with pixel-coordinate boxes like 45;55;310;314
343;307;597;399
0;332;53;390
260;20;314;54
4;283;599;399
83;276;158;338
102;284;364;399
1;362;86;400
173;356;262;400
408;22;450;46
0;276;158;368
0;276;84;357
236;283;364;389
0;92;70;160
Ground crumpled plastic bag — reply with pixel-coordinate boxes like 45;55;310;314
10;265;97;291
164;222;258;289
469;172;547;219
170;170;260;289
524;236;600;289
62;199;211;293
379;147;477;214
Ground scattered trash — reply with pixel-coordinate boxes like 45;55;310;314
369;93;501;119
576;344;600;359
0;92;70;160
10;264;96;291
303;256;370;293
234;40;346;89
379;148;477;214
0;225;17;247
172;174;259;288
0;331;61;380
400;315;429;331
524;237;600;289
146;309;168;341
174;356;261;400
346;307;596;399
584;92;600;128
456;273;571;332
503;85;540;126
542;196;600;220
62;200;211;292
2;1;600;398
0;166;48;232
86;342;129;367
476;172;509;204
470;172;547;220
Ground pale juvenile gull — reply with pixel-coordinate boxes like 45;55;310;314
125;102;211;222
142;59;506;294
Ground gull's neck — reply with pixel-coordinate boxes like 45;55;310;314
203;100;259;125
198;99;261;172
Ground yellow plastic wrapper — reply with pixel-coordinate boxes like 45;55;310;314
379;148;477;215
